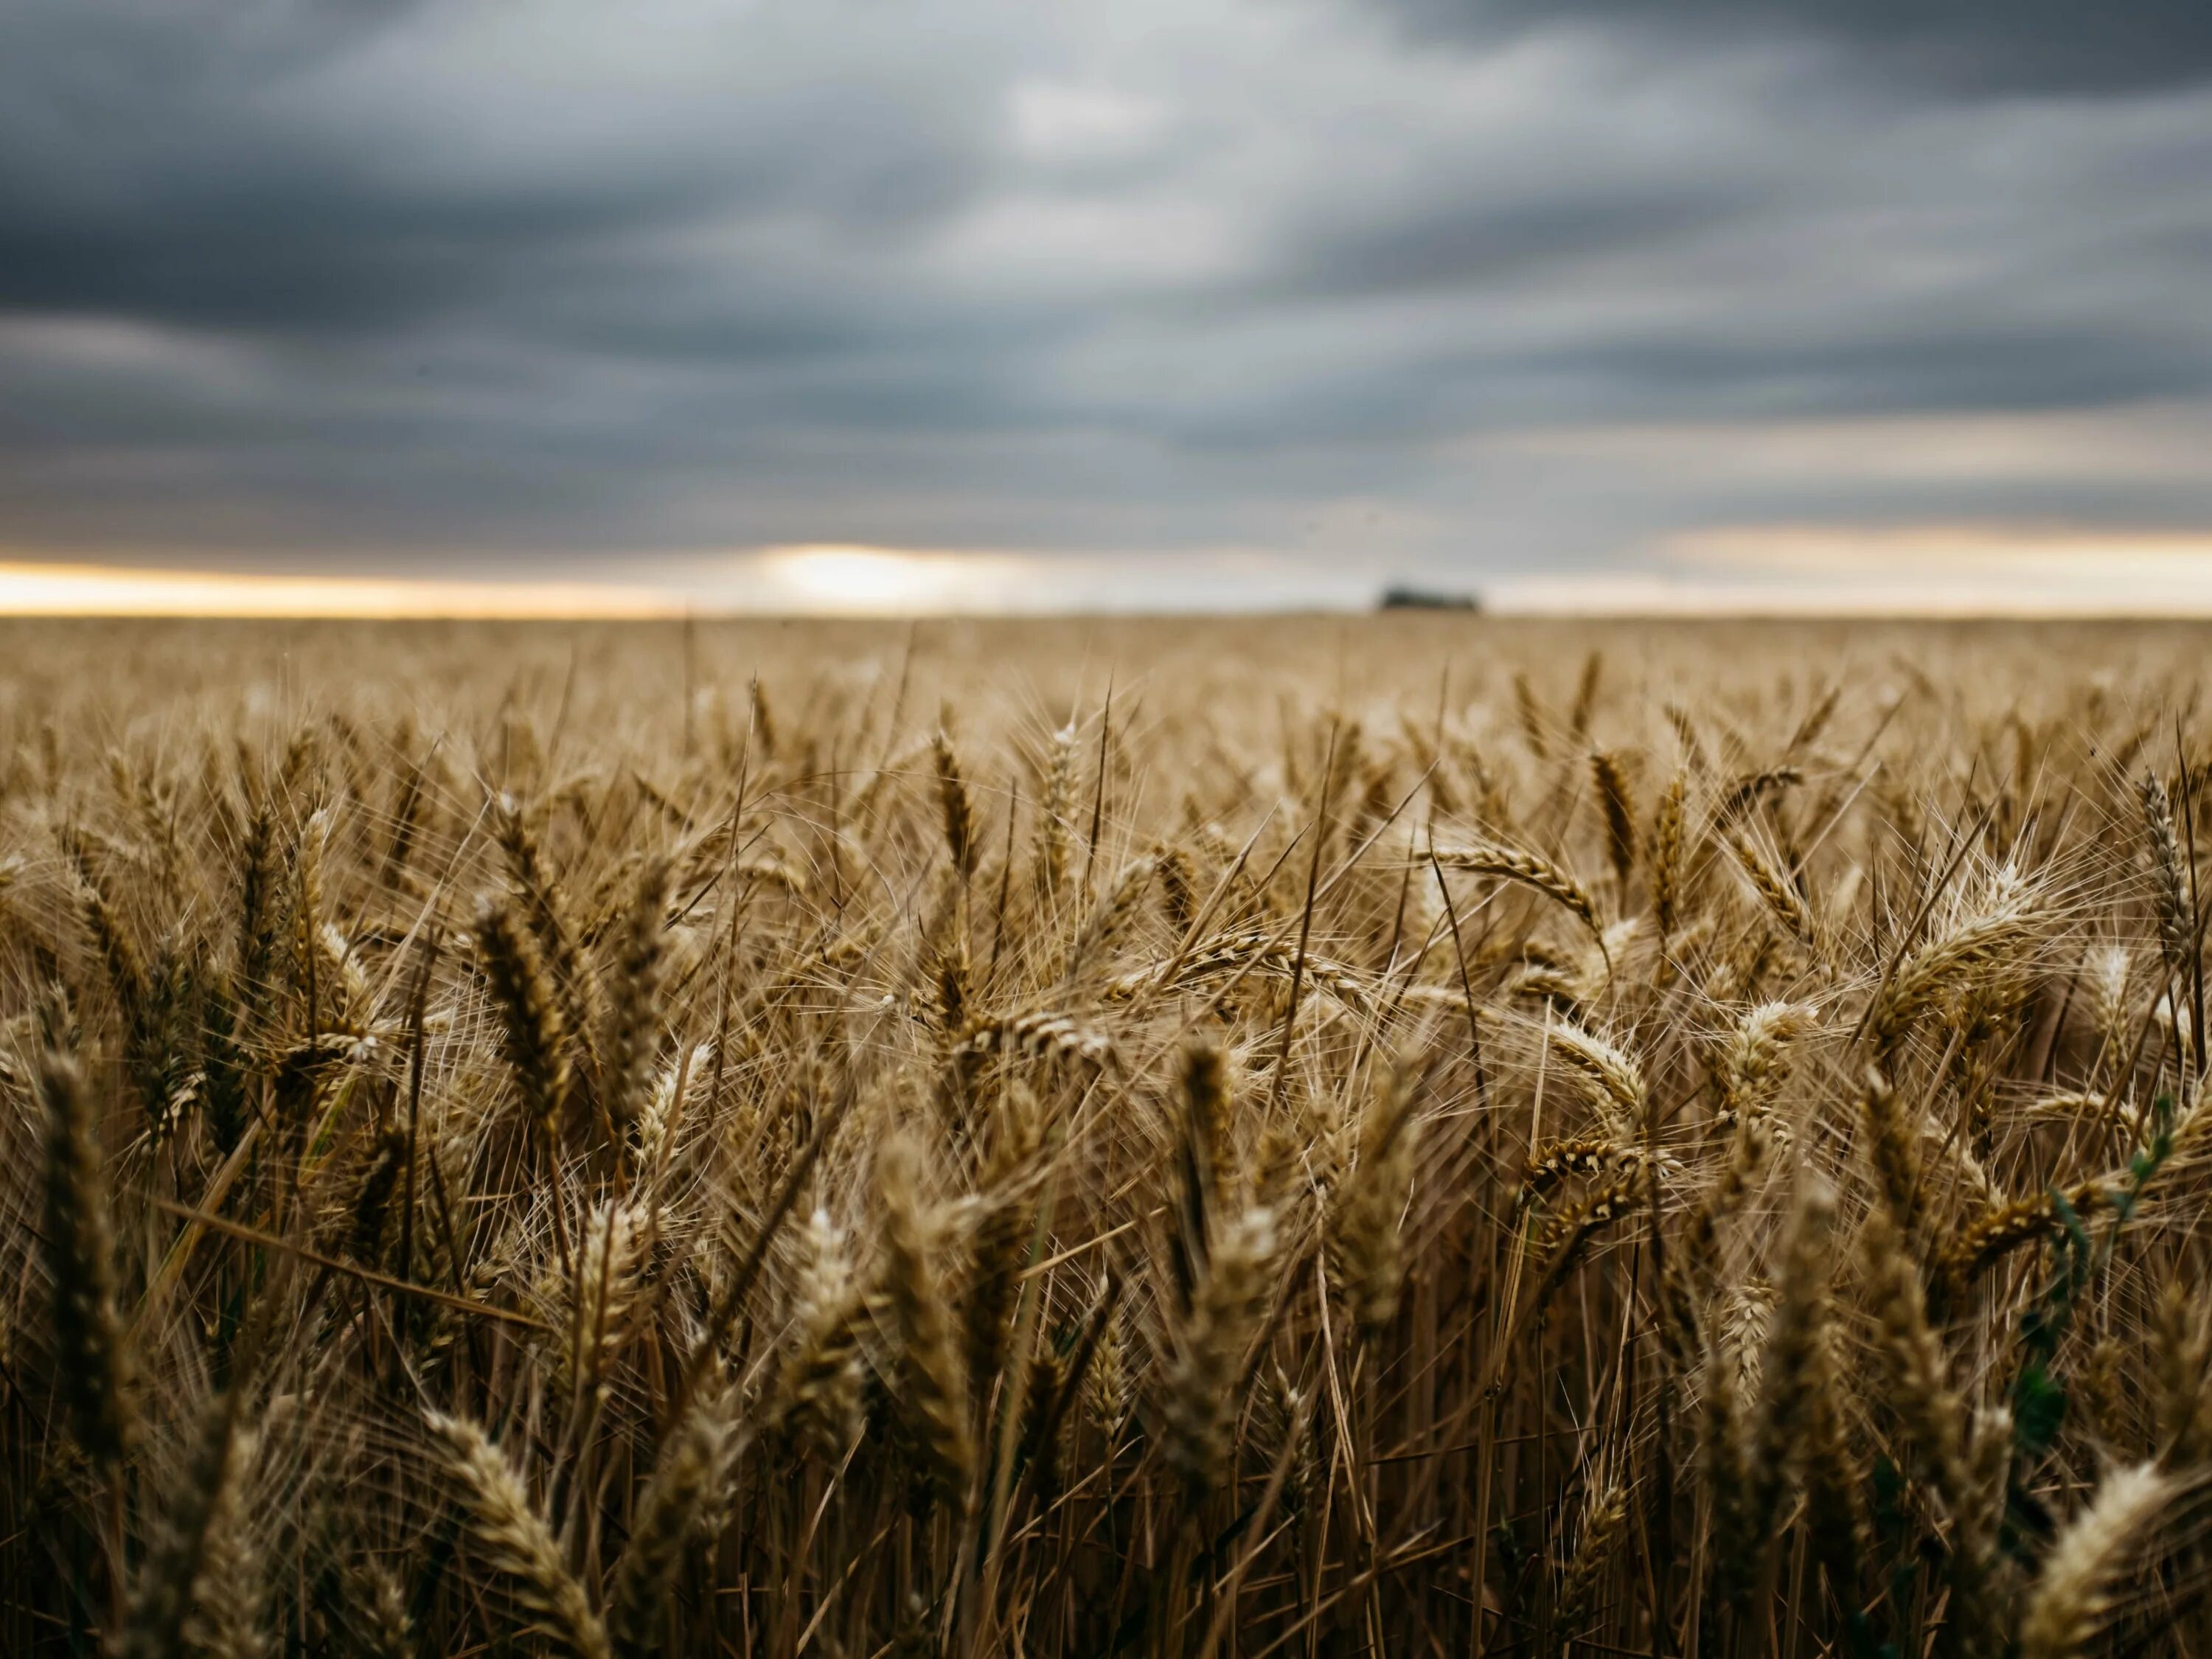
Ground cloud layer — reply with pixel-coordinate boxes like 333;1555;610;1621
2;0;2209;600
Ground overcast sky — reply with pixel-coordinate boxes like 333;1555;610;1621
3;0;2211;611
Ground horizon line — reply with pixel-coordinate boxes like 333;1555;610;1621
5;544;2212;620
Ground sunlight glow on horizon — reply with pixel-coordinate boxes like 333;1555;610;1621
751;545;1039;613
0;560;685;619
7;527;2212;618
1495;524;2212;616
0;546;1087;619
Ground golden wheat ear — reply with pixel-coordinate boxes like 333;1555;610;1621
2141;771;2193;977
1590;748;1638;890
1324;1057;1419;1340
1730;1178;1837;1602
961;1084;1043;1402
1858;1203;1969;1515
1431;840;1605;947
1544;1020;1649;1138
872;1132;975;1514
1159;1202;1277;1509
772;1208;867;1460
493;792;600;1062
115;1394;240;1659
1556;1479;1630;1635
2020;1463;2171;1659
2155;1282;2212;1465
183;1422;266;1659
605;1387;740;1659
1033;720;1078;902
476;893;573;1135
1727;831;1820;953
932;726;977;880
340;1557;414;1659
1870;867;2044;1054
1714;1001;1810;1130
425;1410;611;1659
1650;771;1686;947
38;1046;135;1471
599;853;672;1137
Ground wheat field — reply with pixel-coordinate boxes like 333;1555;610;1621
7;613;2212;1659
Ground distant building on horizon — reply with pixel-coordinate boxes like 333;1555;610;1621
1378;585;1483;613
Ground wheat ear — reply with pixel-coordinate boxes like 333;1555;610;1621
963;1086;1042;1395
425;1410;611;1659
1034;720;1077;900
1651;773;1686;946
476;894;573;1133
1545;1021;1648;1138
1556;1480;1630;1632
2019;1462;2169;1659
38;1046;135;1468
116;1395;237;1659
1727;832;1819;950
184;1424;266;1659
1742;1179;1837;1565
1433;841;1604;946
1717;1001;1809;1129
933;728;977;880
1160;1203;1277;1505
1860;1204;1967;1514
773;1208;866;1459
1592;749;1638;888
1326;1057;1419;1338
875;1133;975;1510
605;1389;739;1659
493;793;599;1054
1872;869;2042;1052
2141;771;2192;975
601;853;672;1133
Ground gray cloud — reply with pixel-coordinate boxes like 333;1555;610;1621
1273;183;1766;301
0;0;2208;591
1382;0;2212;95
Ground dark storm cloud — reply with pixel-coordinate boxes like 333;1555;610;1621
1382;0;2212;95
0;0;2209;584
0;4;996;335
